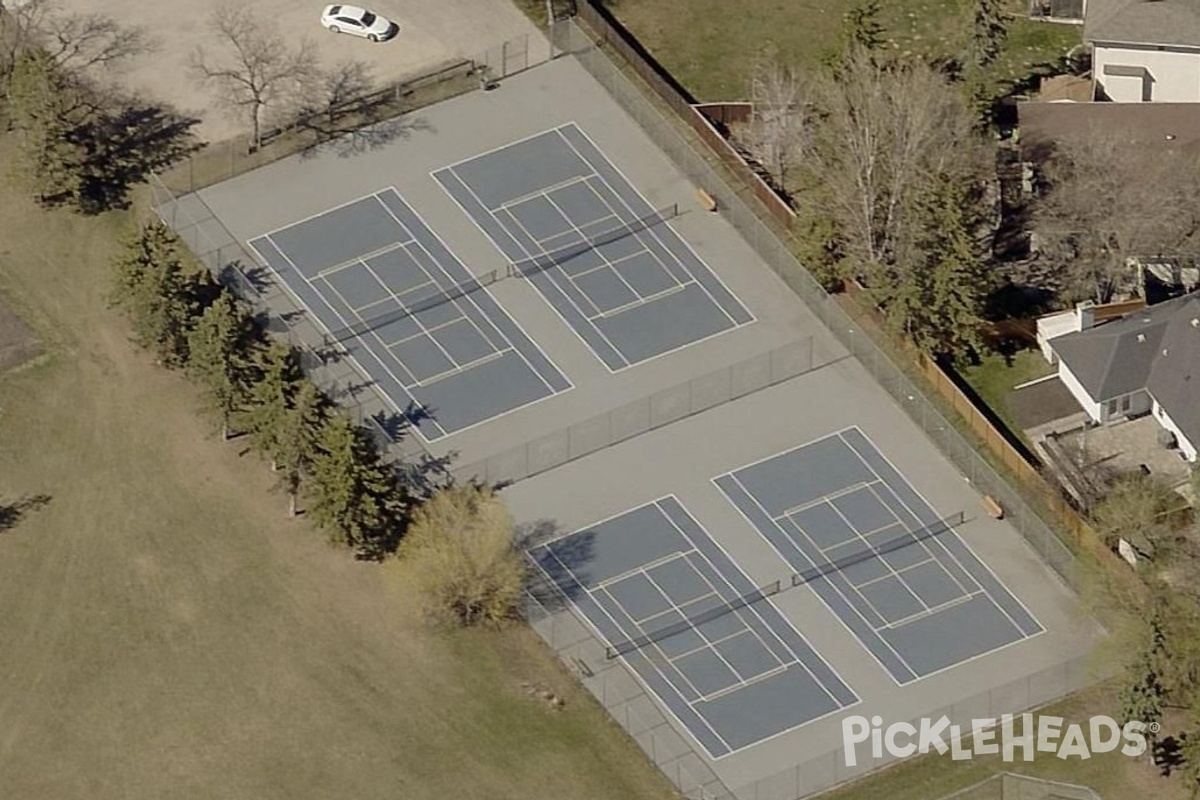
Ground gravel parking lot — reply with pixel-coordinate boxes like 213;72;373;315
58;0;541;142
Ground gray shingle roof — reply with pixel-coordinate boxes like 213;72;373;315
1053;292;1200;448
1085;0;1200;48
1147;297;1200;449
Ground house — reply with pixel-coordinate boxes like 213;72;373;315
1086;0;1200;102
1039;292;1200;461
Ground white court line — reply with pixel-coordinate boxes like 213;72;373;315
530;536;734;756
777;481;876;521
590;284;690;321
314;240;414;281
398;181;576;401
502;199;631;362
434;169;627;373
244;238;413;426
256;189;410;244
880;590;986;631
436;125;578;174
559;124;756;329
495;174;595;214
824;491;930;613
373;189;575;440
657;495;856;712
540;186;650;307
636;570;719;699
714;470;918;687
642;558;775;687
404;350;512;389
358;256;464;374
866;480;978;598
592;550;694;592
838;427;1041;636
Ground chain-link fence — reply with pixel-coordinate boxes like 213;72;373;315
940;773;1102;800
525;582;1100;800
552;18;1081;594
454;338;838;484
147;172;429;466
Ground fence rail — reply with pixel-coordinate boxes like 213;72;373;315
454;337;832;484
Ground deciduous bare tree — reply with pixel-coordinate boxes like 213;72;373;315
189;3;319;151
1;0;152;87
737;58;813;188
1035;131;1200;303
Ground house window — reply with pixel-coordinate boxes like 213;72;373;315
1120;394;1132;413
1107;399;1119;416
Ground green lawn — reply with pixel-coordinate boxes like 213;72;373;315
956;348;1055;444
0;136;672;800
594;0;1080;101
820;685;1187;800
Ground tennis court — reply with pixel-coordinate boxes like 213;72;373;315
713;427;1045;685
247;188;571;441
529;496;858;758
434;123;754;371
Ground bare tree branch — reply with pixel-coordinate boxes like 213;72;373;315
1034;130;1200;303
43;12;155;72
736;58;814;189
189;3;319;150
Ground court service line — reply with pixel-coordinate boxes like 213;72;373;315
839;430;1038;637
428;170;616;375
256;189;409;245
530;540;734;755
657;495;855;710
714;471;919;686
558;124;755;329
379;188;576;415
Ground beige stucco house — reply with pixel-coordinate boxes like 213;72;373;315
1087;0;1200;102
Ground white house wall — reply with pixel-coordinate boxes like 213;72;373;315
1094;43;1200;102
1057;362;1103;422
1152;399;1198;461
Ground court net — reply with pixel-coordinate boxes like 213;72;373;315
321;204;680;346
322;267;505;346
789;510;966;588
506;203;679;278
604;578;781;660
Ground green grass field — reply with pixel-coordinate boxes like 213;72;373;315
0;136;672;799
957;348;1056;445
598;0;1080;101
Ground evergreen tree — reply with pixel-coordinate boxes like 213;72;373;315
186;291;257;439
879;174;988;358
273;380;326;517
970;0;1008;70
308;413;401;556
110;222;207;366
823;0;886;72
1118;615;1170;758
245;340;302;466
6;50;84;202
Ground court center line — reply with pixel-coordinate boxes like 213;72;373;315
839;431;1034;636
657;498;850;710
557;127;750;329
719;471;919;683
529;545;733;755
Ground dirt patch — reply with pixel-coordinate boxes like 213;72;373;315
0;293;41;373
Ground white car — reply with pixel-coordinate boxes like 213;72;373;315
320;4;398;41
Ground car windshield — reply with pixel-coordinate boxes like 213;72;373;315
361;11;376;24
329;4;341;13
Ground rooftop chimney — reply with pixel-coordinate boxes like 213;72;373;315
1076;300;1096;331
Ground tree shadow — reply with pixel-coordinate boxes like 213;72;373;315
297;111;433;160
74;102;202;214
0;494;52;534
518;520;596;612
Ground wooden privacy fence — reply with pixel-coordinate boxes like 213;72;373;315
574;2;796;230
839;280;1118;570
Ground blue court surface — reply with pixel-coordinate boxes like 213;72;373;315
529;497;858;758
714;428;1044;685
433;123;753;371
247;188;570;441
